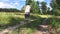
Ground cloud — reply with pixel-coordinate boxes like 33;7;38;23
13;0;26;2
0;0;48;10
0;0;24;10
20;0;26;1
0;0;9;2
0;0;9;1
0;0;20;8
13;0;44;2
35;0;44;2
19;0;44;2
0;2;16;8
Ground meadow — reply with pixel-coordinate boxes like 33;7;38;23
0;12;60;34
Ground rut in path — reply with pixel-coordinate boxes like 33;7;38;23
0;21;27;34
32;18;57;34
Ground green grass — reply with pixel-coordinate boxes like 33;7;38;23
47;18;60;34
46;18;60;27
0;12;60;34
0;12;24;30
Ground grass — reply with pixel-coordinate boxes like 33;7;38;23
0;12;24;30
0;12;60;34
46;18;60;34
0;12;42;34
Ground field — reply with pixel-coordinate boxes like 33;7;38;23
0;12;60;34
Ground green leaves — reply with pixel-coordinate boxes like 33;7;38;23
26;0;33;5
56;0;60;9
31;1;40;13
50;0;60;15
41;2;47;14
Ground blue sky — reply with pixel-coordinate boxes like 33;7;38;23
0;0;51;10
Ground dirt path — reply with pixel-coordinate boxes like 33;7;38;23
32;18;57;34
0;21;27;34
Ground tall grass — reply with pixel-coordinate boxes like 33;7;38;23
0;12;24;27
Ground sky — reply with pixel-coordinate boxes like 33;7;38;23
0;0;51;10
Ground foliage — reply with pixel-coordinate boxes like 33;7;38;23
47;7;51;14
0;8;20;12
54;9;60;15
56;0;60;9
50;0;60;15
50;0;57;9
26;0;33;5
48;18;60;28
41;2;47;14
31;1;40;13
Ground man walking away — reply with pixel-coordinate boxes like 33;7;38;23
24;5;31;22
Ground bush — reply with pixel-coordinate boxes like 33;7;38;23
47;18;60;28
54;9;60;15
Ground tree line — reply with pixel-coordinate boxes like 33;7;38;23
0;8;20;12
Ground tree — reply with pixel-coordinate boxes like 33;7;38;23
47;7;51;14
36;1;41;14
26;0;33;5
56;0;60;9
31;1;40;13
50;0;57;9
0;8;20;12
41;2;47;14
50;0;60;15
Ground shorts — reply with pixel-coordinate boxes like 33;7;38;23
25;14;30;18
